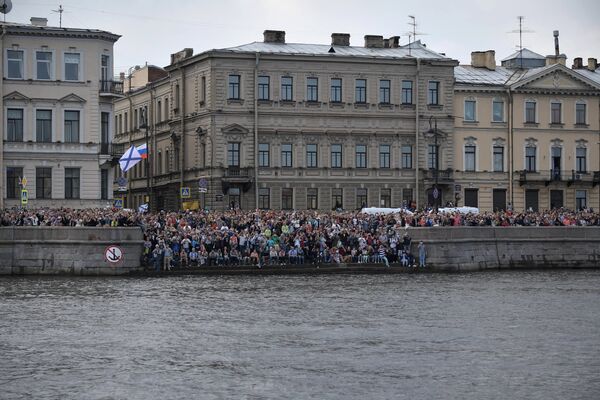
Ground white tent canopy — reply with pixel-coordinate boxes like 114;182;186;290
360;207;414;215
437;206;479;214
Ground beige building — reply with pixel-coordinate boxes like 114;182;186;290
1;17;121;208
454;47;600;211
114;31;459;211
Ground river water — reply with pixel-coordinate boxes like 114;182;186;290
1;270;599;400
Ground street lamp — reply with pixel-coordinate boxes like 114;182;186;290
427;116;440;209
139;108;152;212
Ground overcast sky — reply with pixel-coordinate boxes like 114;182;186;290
10;0;600;75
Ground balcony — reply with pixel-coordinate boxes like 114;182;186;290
519;170;600;187
223;166;251;179
99;80;124;97
422;168;454;183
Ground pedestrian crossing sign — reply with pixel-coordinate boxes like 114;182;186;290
21;189;28;205
114;198;123;208
180;187;191;198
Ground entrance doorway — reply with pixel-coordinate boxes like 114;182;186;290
551;147;561;181
525;189;539;211
464;188;478;208
228;187;241;209
492;189;507;211
550;190;563;209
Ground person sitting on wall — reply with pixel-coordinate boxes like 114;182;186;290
400;251;409;267
189;248;198;267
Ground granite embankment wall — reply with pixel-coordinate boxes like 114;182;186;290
0;227;144;275
407;226;600;272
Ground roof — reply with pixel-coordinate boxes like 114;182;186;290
217;40;452;60
501;48;545;62
454;65;520;85
0;21;120;42
575;68;600;85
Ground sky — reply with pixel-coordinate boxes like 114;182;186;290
8;0;600;75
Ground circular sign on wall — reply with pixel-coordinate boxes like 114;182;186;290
433;187;440;200
104;245;124;264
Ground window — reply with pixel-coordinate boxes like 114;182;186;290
6;167;22;199
306;77;318;102
356;188;368;209
228;75;240;99
525;146;536;172
281;76;293;101
258;143;270;167
258;76;270;100
165;150;170;172
36;51;53;80
576;190;587;211
551;102;562;124
331;144;342;168
157;100;162;122
101;112;109;153
464;189;478;208
7;109;23;141
355;145;367;168
379;144;390;168
157;151;162;174
465;145;476;171
64;53;80;81
576;148;587;173
401;145;412;169
493;99;504;122
227;142;240;167
101;169;108;200
282;188;293;210
355;79;366;103
64;168;80;199
464;100;476;121
307;188;318;209
175;84;180;113
281;143;293;167
134;109;138;130
124;111;128;132
332;188;343;210
7;50;24;79
164;98;169;120
427;144;438;169
64;111;80;143
258;188;270;209
401;80;413;104
306;144;318;168
379;80;390;104
36;110;52;142
428;81;439;105
36;167;52;199
331;78;342;102
201;76;207;104
576;103;586;125
493;146;504;172
380;188;391;207
525;101;536;123
402;188;413;207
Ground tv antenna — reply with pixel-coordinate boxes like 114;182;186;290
406;15;428;56
0;0;13;22
52;4;64;27
507;16;535;68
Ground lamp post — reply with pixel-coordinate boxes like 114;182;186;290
428;116;440;210
140;108;152;212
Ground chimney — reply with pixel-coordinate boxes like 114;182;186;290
588;58;598;71
30;17;48;27
572;57;583;69
388;36;400;48
546;54;567;66
263;30;286;44
471;50;496;70
119;72;125;81
554;30;560;56
364;35;384;48
331;33;350;46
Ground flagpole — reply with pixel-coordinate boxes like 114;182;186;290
142;109;151;212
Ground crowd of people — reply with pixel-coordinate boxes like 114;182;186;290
2;206;599;271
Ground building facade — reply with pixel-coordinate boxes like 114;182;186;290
114;31;459;211
454;49;600;211
1;17;121;209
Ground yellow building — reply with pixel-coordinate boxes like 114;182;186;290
454;49;600;212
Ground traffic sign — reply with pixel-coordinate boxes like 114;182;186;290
21;189;28;205
104;245;124;263
114;198;123;208
180;187;191;198
117;176;127;187
199;187;208;193
20;177;27;187
433;187;440;199
198;178;208;189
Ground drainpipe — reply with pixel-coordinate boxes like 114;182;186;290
507;88;514;207
0;25;6;209
254;52;260;209
415;58;421;209
148;85;156;212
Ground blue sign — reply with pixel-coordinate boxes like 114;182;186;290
180;187;191;198
117;176;127;187
114;198;123;208
198;178;208;189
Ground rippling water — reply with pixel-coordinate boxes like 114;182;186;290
1;271;599;400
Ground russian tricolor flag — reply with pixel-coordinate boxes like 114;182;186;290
136;143;148;159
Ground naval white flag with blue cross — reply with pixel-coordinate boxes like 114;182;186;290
119;145;142;173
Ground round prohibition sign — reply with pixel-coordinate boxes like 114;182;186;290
104;245;124;264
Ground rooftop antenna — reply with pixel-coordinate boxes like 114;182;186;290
0;0;13;22
52;4;64;27
406;15;428;56
507;16;534;69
